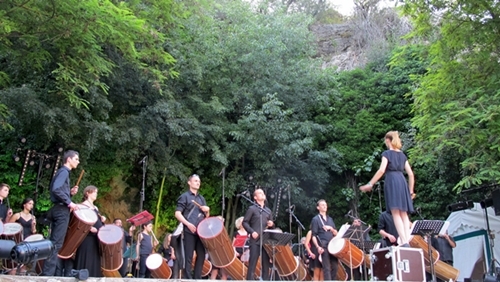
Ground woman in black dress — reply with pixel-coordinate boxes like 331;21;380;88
359;131;415;247
9;198;36;240
74;185;105;277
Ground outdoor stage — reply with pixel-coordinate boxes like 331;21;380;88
1;277;361;282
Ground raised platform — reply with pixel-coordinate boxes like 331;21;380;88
0;277;353;282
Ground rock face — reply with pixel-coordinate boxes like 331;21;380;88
310;23;365;71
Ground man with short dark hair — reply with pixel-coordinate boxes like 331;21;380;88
0;183;12;223
41;150;80;276
310;199;338;281
243;188;274;280
175;174;210;279
378;210;398;248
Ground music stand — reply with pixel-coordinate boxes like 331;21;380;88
411;220;447;282
262;231;295;281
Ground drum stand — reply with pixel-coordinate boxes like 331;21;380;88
262;231;295;281
411;220;446;282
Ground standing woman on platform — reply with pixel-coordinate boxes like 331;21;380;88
359;131;415;247
9;198;36;239
74;185;105;277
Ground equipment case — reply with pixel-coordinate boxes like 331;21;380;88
370;246;425;282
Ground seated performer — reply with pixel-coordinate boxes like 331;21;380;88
378;210;398;247
174;174;210;279
310;199;338;281
9;197;36;239
243;188;274;280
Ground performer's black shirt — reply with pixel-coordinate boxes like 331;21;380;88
311;214;336;247
176;190;207;234
50;166;72;206
378;211;398;246
431;236;454;263
0;199;7;222
242;204;273;244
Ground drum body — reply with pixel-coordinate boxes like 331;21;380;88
279;257;310;281
264;244;298;277
58;205;98;259
327;238;364;268
146;253;172;279
98;224;123;271
2;222;23;243
409;235;440;266
102;268;122;277
197;217;236;268
192;252;213;277
426;260;459;282
223;254;248;281
241;249;261;278
336;262;348;281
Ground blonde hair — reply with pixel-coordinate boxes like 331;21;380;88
385;131;402;150
235;216;244;229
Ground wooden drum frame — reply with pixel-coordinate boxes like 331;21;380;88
98;224;124;271
58;204;97;259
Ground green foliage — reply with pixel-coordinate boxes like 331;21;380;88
401;0;500;190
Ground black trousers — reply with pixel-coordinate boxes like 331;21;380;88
42;204;71;276
320;251;339;281
138;254;151;278
246;242;271;280
183;232;205;279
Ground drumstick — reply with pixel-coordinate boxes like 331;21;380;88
191;200;208;215
75;169;85;187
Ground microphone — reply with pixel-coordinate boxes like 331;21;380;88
138;156;147;164
286;205;295;212
415;207;422;213
237;190;249;197
344;209;352;218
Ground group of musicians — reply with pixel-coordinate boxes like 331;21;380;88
0;149;457;281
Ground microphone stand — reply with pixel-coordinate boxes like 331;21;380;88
288;207;305;262
139;156;147;212
345;214;371;281
240;193;272;281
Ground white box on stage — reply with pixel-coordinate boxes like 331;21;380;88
370;246;425;282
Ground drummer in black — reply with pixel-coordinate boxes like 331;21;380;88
242;188;274;280
310;199;338;281
378;210;398;247
174;174;210;279
0;183;12;223
41;150;80;277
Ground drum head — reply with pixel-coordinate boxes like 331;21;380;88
3;223;22;235
73;204;98;224
97;224;123;244
0;221;3;235
328;238;346;254
197;217;224;239
24;234;44;242
146;253;163;269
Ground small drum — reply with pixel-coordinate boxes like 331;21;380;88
58;204;98;259
409;235;440;266
146;253;172;279
336;262;348;281
197;217;237;268
426;260;459;282
98;224;123;271
102;268;122;277
263;244;298;277
327;238;364;268
2;222;23;243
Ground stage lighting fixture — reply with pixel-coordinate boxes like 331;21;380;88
447;201;474;212
10;239;54;264
481;198;494;209
0;240;16;259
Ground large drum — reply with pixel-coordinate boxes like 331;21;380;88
327;238;364;268
279;257;311;281
101;268;122;277
58;204;98;259
146;253;172;279
222;254;248;281
336;262;348;281
192;252;213;277
2;222;23;243
197;217;237;268
264;244;298;277
98;224;123;271
426;260;459;282
409;235;440;266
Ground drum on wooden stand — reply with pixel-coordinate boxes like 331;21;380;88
327;238;364;268
97;224;123;271
146;253;172;279
409;235;440;266
426;260;459;282
58;205;98;259
197;217;248;280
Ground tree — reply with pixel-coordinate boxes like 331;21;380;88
401;0;500;190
